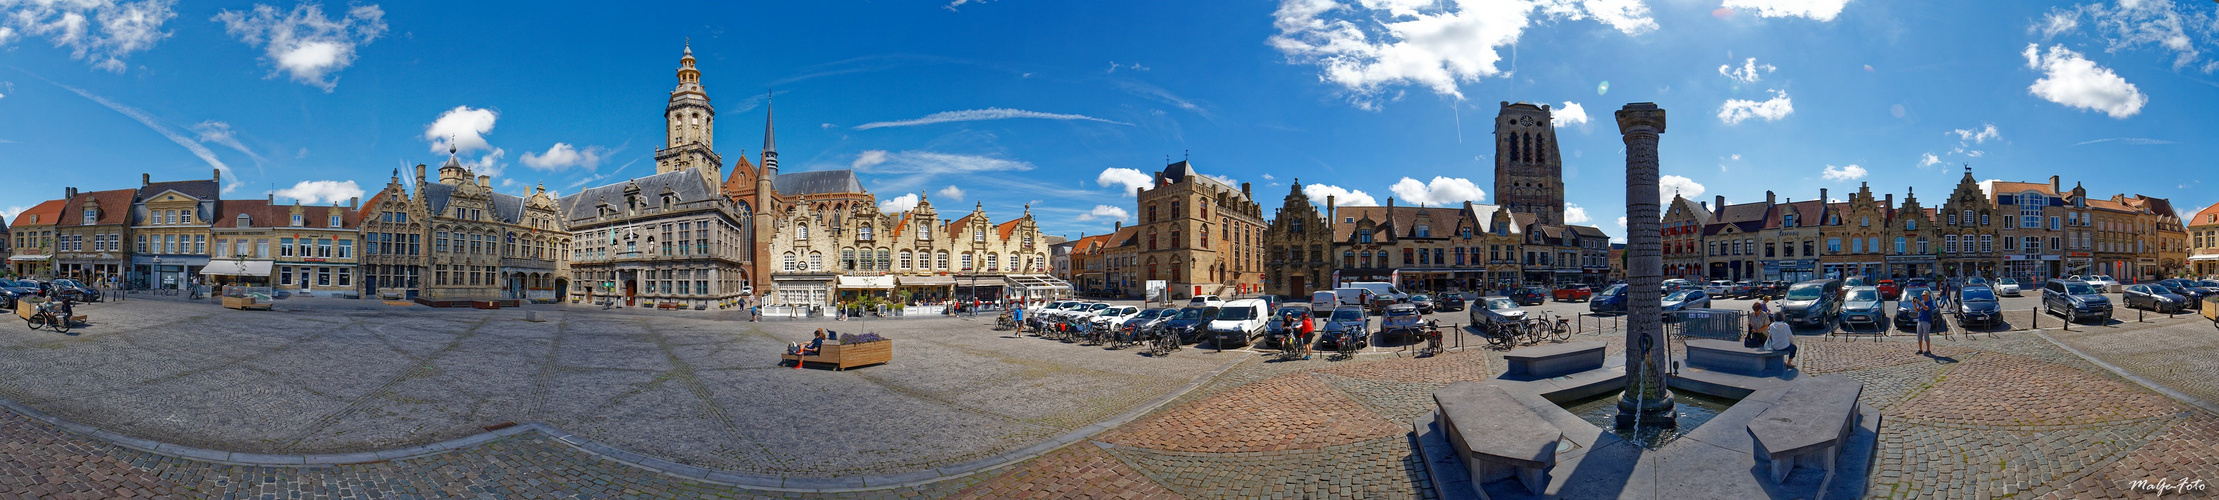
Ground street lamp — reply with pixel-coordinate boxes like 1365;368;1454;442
153;255;164;290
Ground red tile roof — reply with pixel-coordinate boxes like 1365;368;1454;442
8;199;67;228
59;189;135;226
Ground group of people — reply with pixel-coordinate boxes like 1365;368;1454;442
1745;298;1798;369
1276;311;1317;359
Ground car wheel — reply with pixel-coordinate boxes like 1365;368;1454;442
2065;309;2077;324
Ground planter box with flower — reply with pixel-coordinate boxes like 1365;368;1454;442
781;332;892;371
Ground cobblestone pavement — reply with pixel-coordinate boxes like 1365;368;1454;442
2;299;2217;498
2046;317;2219;410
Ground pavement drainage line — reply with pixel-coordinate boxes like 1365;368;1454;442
0;353;1248;493
2030;329;2219;416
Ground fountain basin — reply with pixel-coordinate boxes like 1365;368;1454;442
1563;390;1738;449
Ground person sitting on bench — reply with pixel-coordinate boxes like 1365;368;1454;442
790;329;827;369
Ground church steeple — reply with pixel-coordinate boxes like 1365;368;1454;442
760;93;779;173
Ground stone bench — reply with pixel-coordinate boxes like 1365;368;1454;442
1747;377;1864;483
1502;341;1605;379
1684;339;1788;375
1435;382;1562;495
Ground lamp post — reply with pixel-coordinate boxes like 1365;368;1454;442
153;255;165;291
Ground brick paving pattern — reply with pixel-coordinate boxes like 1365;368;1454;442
1797;338;1967;374
1891;352;2181;428
950;442;1182;500
1102;436;1429;500
1099;372;1404;453
2056;413;2219;499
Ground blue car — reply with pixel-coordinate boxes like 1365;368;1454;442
1588;284;1628;314
1316;306;1370;350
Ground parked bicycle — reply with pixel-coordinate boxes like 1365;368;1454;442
1147;325;1181;357
23;299;72;334
1415;320;1444;357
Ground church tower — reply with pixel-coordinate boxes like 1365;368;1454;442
656;42;725;192
1493;102;1565;225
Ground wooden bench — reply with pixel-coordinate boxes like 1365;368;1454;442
1434;382;1561;495
1684;339;1788;375
1747;377;1864;483
1501;341;1606;379
781;340;894;371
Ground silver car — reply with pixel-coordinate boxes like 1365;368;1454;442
1469;297;1528;333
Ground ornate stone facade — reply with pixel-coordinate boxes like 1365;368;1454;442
763;195;1045;306
1821;183;1892;280
354;155;566;302
1885;188;1940;279
58;188;136;285
1660;194;1710;280
1937;170;2002;279
1494;102;1566;225
1263;182;1334;298
1135;161;1264;300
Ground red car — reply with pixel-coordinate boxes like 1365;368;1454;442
1553;285;1593;302
1876;280;1899;300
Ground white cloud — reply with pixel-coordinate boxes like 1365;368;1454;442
849;151;1034;175
937;185;966;201
0;0;177;72
1388;176;1487;206
1820;164;1867;181
51;81;240;193
2042;0;2219;73
520;143;606;171
1097;167;1154;194
1261;173;1276;180
1304;183;1378;207
269;180;363;205
1718;57;1775;83
2073;137;2177;146
1717;89;1794;124
943;0;987;12
1616;216;1628;228
1;206;28;222
1951;123;2000;144
2023;43;2147;119
465;148;506;178
1918;153;1942;167
853;107;1132;130
1552;101;1589;128
1076;204;1130;222
1730;153;1742;160
1720;0;1851;21
878;193;920;213
852;150;888;169
1659;174;1706;202
424;105;497;154
192;120;265;166
214;3;387;91
1267;0;1656;108
1564;204;1592;224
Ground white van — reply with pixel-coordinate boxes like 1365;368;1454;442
1309;291;1340;318
1206;298;1270;347
1333;287;1375;309
1188;295;1226;308
1345;282;1409;303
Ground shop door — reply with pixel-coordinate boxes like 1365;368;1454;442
624;279;636;306
1290;275;1307;298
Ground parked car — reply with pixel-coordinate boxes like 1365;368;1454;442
1509;287;1547;306
1704;280;1734;296
1589;284;1628;314
1437;293;1467;312
1309;291;1341;318
1753;280;1789;300
1776;279;1846;330
1162;307;1218;344
2153;279;2215;304
1904;277;1932;291
1379;303;1424;343
1841;286;1885;330
1662;279;1697;293
1261;305;1314;349
1317;306;1371;350
1892;287;1931;331
1955;285;2002;329
1876;279;1900;300
1188;295;1226;309
1470;296;1528;333
1123;308;1175;334
1090;306;1143;331
1729;281;1755;299
2122;284;2187;313
1207;299;1271;347
0;279;35;310
1407;294;1437;313
1553;284;1593;302
2043;279;2112;324
2083;275;2118;289
47;279;99;302
1344;281;1411;304
1659;289;1711;319
1993;278;2021;297
1844;276;1869;288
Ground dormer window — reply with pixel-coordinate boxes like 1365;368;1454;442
330;215;342;228
237;214;251;227
291;214;304;227
83;209;96;225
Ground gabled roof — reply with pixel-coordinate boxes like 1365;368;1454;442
1106;226;1139;247
60;189;136;226
422;182;457;217
1568;225;1607;238
1668;196;1712;224
773;169;865;196
996;218;1024;241
136;179;219;202
947;212;983;240
558;170;718;224
1330;206;1468;241
1984;180;2059;199
720;154;758;194
2190;202;2219;227
2086;197;2135;212
2124;195;2178;221
1762;200;1827;230
8;200;67;228
1702;202;1771;236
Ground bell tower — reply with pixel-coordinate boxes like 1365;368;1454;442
656;41;725;192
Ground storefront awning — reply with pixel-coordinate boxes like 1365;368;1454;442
200;260;273;276
7;254;51;262
1003;274;1072;291
835;275;896;289
896;275;957;287
2189;254;2219;262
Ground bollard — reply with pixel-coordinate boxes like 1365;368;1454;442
2139;307;2144;323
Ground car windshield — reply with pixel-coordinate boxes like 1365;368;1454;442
2198;281;2219;288
2065;282;2096;295
1486;298;1519;310
1599;284;1626;296
1785;283;1826;300
1664;291;1694;301
1216;307;1254;320
1961;288;1996;301
1903;289;1928;301
1176;308;1205;320
2094;275;2112;281
1331;308;1365;321
1848;289;1878;302
1275;308;1307;318
1999;278;2017;285
1410;295;1430;301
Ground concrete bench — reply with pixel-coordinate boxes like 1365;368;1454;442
1684;339;1788;375
1747;377;1864;483
1502;341;1606;379
1435;382;1562;495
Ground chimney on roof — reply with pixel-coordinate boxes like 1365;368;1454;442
1821;188;1829;204
142;173;150;186
213;168;221;185
1715;195;1726;210
1327;195;1337;226
349;197;359;209
416;164;427;184
1886;193;1894;208
268;193;274;203
1114;221;1121;231
2050;175;2060;192
1701;201;1709;211
66;187;77;200
1241;182;1251;198
478;175;490;188
1766;190;1776;205
1388;197;1396;209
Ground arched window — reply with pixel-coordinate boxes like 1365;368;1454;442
937;251;949;269
1344;251;1355;268
899;250;913;269
859;226;874;241
797;224;809;239
986;253;999;271
809;252;824;271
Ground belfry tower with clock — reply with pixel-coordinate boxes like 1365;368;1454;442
656;41;725;193
1493;102;1566;225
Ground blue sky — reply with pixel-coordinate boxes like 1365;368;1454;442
2;0;2215;241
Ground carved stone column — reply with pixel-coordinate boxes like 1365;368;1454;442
1615;103;1675;429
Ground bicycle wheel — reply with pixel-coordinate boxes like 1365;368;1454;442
49;315;68;334
1552;322;1572;342
26;314;44;331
